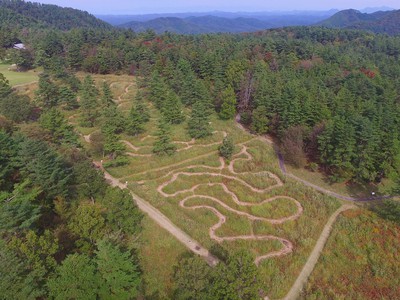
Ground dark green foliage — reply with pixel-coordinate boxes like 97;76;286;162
0;181;41;232
59;86;78;110
101;81;114;107
80;75;99;127
211;250;262;300
161;91;185;124
0;93;32;123
126;104;145;136
219;85;237;120
173;256;213;300
73;160;106;200
47;254;100;300
100;187;143;236
0;73;12;98
39;108;78;145
0;130;16;188
0;240;44;300
0;0;112;31
372;200;400;225
153;118;176;156
16;137;71;199
188;100;212;139
95;240;141;299
251;106;268;134
35;74;60;108
173;250;261;300
219;136;234;161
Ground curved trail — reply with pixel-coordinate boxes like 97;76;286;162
115;83;134;108
94;161;219;267
153;144;303;265
283;204;355;300
235;115;396;202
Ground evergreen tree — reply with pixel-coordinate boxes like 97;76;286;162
39;108;78;145
80;75;99;127
47;254;100;300
210;250;261;300
34;74;60;108
188;100;212;139
0;73;12;98
219;85;237;120
0;181;41;232
153;118;176;156
96;240;141;299
101;81;114;107
59;86;78;110
134;92;150;122
0;94;32;123
162;91;185;124
219;136;235;160
100;187;143;236
126;105;145;136
0;240;44;300
251;105;269;134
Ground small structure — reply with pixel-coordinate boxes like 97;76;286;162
13;43;26;50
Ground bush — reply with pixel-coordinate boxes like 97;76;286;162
219;136;234;160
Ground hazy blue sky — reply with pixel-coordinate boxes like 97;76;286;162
37;0;400;14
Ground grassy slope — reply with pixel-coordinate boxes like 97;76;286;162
0;64;39;86
303;209;400;299
25;73;397;298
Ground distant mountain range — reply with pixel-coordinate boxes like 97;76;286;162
318;9;400;35
107;11;338;34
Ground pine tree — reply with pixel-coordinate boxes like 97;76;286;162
162;91;185;124
95;240;141;299
47;254;101;299
34;74;60;108
134;91;150;122
188;100;212;139
0;73;12;98
153;118;176;156
101;81;114;107
219;136;234;160
126;105;145;136
102;123;125;159
59;86;79;110
80;75;99;127
251;105;269;134
39;108;78;145
219;85;237;120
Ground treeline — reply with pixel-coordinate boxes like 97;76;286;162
0;73;144;298
2;23;400;182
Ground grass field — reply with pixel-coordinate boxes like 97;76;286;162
0;63;39;86
286;162;396;199
138;216;187;299
302;209;400;299
63;74;349;298
15;73;395;298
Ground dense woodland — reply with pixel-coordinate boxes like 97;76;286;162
1;1;400;298
3;22;399;183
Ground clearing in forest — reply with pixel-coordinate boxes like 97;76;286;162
70;75;341;299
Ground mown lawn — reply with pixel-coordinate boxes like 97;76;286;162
0;63;39;86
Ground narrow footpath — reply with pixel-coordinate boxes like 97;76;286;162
95;161;219;267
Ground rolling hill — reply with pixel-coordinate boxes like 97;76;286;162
0;0;112;30
318;9;400;35
118;14;334;34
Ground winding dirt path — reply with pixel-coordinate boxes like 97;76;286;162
154;144;303;265
94;161;219;267
235;115;396;202
283;204;355;300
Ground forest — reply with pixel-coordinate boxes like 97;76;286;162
1;0;400;299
